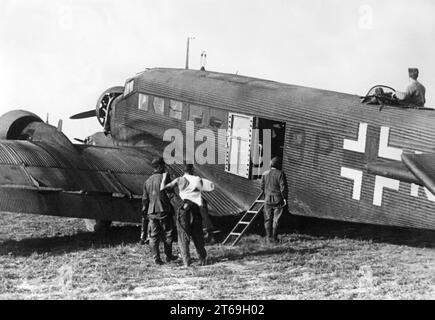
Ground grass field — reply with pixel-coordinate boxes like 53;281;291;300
0;212;434;300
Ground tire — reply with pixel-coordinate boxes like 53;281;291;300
84;219;112;233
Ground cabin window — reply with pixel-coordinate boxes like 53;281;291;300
225;113;253;178
138;94;149;111
209;108;227;129
124;80;134;96
189;105;207;126
153;97;165;115
169;100;183;120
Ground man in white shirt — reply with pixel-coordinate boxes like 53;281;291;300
393;68;426;108
162;164;208;267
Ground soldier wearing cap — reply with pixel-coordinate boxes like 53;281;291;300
393;68;426;108
141;157;178;265
261;156;288;243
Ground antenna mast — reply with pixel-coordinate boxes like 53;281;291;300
185;36;196;69
200;51;207;70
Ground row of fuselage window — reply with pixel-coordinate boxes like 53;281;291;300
135;92;227;129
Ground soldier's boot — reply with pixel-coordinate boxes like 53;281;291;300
154;253;164;264
149;239;163;265
264;219;274;242
198;257;208;266
164;243;178;263
180;246;192;267
139;234;147;245
264;228;272;243
139;217;148;245
272;227;279;243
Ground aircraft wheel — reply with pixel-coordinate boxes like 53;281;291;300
84;219;112;233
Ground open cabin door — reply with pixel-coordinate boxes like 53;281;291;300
225;113;286;180
251;118;287;179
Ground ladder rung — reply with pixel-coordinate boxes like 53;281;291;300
222;191;265;246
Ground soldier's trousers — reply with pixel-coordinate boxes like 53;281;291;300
148;214;174;261
199;198;215;232
264;204;284;240
177;200;207;265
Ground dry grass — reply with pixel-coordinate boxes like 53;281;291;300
0;213;434;300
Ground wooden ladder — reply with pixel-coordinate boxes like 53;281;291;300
222;192;265;246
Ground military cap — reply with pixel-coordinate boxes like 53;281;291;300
408;68;419;80
151;156;165;169
270;156;282;169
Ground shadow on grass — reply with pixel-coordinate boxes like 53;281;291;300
214;214;435;249
2;212;434;257
0;225;142;257
278;215;435;249
216;245;322;263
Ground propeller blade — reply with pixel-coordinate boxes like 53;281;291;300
74;138;85;143
70;110;96;120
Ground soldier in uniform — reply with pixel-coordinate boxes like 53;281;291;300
261;156;288;243
393;68;426;108
162;164;208;267
142;157;178;265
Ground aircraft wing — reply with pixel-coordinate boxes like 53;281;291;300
366;159;421;185
367;153;435;195
401;153;435;195
0;140;243;223
0;140;155;223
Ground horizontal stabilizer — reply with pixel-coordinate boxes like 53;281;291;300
366;160;422;185
402;153;435;195
70;110;95;120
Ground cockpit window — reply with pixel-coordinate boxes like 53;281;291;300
138;94;149;111
124;80;134;96
169;100;183;120
153;97;165;115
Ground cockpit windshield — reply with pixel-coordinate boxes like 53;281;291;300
360;85;433;111
360;85;398;107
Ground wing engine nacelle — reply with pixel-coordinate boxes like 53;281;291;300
0;110;43;140
69;86;124;134
95;86;124;134
0;110;75;151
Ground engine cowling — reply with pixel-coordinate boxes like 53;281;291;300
95;86;124;133
0;110;43;140
0;110;76;152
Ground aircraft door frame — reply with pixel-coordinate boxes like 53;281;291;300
225;113;254;178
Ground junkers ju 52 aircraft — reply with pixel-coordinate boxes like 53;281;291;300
1;67;435;239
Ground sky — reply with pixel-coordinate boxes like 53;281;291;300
1;0;434;141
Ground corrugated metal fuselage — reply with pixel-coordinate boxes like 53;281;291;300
110;68;435;230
